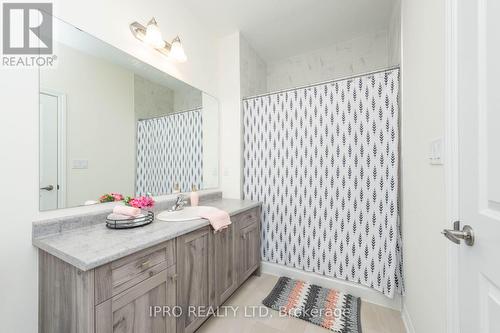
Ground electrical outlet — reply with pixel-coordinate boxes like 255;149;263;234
72;159;89;169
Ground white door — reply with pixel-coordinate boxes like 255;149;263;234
450;0;500;331
39;92;59;210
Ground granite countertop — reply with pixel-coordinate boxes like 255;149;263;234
32;198;260;271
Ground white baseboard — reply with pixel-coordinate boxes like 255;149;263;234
260;261;402;311
401;302;415;333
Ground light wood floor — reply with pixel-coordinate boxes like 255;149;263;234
198;273;406;333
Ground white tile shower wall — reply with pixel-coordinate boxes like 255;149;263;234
135;76;203;121
266;30;390;93
173;87;203;113
240;35;268;98
134;75;175;120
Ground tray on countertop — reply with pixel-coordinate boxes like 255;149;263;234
105;211;154;229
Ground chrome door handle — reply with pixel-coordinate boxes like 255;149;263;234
442;221;474;246
40;185;54;191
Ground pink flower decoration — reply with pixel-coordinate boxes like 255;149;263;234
126;195;155;209
111;192;124;201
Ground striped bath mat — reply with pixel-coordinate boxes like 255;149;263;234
262;277;361;333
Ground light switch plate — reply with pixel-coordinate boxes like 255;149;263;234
429;138;444;165
72;160;89;169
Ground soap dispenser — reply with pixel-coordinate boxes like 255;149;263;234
190;185;199;206
173;183;180;194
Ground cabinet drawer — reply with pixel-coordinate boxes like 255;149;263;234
234;207;259;229
95;239;175;304
95;265;177;333
112;247;167;292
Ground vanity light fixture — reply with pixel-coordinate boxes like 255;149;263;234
130;18;187;62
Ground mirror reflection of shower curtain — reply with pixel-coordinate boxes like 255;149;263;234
136;109;203;196
243;68;403;298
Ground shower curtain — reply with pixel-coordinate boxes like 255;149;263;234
243;69;403;297
136;109;203;196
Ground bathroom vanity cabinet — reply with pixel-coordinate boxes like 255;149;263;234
37;205;261;333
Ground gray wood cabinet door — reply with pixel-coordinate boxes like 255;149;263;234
95;265;177;333
214;223;237;305
176;227;215;333
39;251;95;333
237;216;261;284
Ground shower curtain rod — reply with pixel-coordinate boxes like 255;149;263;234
242;65;400;101
138;106;203;121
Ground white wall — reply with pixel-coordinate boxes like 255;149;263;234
0;68;39;333
217;32;242;199
0;0;221;331
202;93;220;189
401;0;447;332
216;33;269;199
266;30;389;92
42;42;136;207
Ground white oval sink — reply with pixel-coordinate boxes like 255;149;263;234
156;206;211;222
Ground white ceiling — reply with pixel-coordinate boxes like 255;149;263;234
182;0;396;61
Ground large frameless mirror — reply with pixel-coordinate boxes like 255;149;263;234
39;17;219;211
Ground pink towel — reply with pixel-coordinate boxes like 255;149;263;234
197;207;232;232
113;205;141;217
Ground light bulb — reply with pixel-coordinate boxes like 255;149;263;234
144;18;165;49
169;36;187;62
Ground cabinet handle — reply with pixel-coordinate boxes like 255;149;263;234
169;274;178;281
139;260;151;268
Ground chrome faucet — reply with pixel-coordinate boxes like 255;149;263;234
170;194;188;211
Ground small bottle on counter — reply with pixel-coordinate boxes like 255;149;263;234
190;185;199;206
173;183;180;194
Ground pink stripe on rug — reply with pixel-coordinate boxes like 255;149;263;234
282;281;305;314
321;289;340;329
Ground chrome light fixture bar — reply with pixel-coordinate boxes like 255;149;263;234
130;18;187;62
